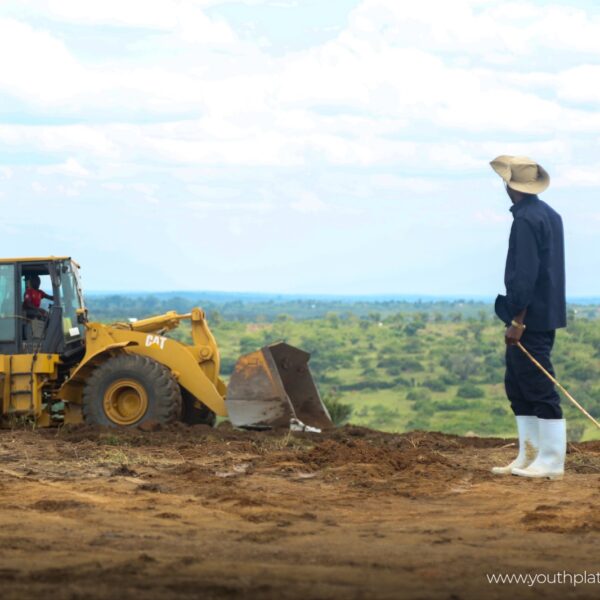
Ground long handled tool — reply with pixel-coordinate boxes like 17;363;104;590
517;342;600;430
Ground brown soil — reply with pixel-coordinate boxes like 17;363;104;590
1;423;600;599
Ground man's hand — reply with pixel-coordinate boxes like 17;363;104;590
505;324;524;346
505;308;527;346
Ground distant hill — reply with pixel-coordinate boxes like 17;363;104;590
85;290;496;303
84;291;600;322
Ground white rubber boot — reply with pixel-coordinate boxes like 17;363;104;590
512;418;566;479
491;415;539;475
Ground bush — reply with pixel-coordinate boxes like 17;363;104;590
441;353;481;380
407;388;431;402
220;356;237;375
490;405;509;417
391;376;411;387
239;335;262;355
456;383;485;399
361;367;378;378
404;322;426;336
422;378;448;392
406;415;431;430
484;354;504;369
322;392;353;426
567;363;597;382
385;366;402;377
370;404;399;419
367;404;401;428
377;357;424;372
402;339;424;352
439;373;459;385
338;380;396;391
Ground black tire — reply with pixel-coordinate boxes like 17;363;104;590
181;389;217;427
82;353;182;428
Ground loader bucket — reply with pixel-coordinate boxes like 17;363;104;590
226;342;333;430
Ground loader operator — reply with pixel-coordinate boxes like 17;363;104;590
489;156;567;480
23;275;54;320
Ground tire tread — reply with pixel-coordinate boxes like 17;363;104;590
82;353;182;427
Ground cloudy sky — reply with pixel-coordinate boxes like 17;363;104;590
0;0;599;296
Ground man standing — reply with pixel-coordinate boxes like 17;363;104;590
490;155;567;479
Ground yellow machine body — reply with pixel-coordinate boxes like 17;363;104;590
1;353;62;427
60;309;227;420
0;256;332;430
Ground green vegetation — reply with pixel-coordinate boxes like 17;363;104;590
86;293;507;322
322;390;353;426
87;295;600;441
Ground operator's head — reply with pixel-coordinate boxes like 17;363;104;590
29;275;41;290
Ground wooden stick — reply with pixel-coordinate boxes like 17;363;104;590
517;342;600;430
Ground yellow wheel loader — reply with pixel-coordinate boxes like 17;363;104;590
0;257;332;431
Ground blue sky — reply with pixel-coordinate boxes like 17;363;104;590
1;0;599;296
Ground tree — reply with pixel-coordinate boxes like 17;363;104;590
208;310;222;326
322;389;352;426
441;352;481;380
456;383;485;399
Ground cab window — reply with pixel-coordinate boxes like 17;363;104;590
57;262;85;342
0;264;16;341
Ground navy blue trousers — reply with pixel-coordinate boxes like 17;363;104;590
505;330;562;419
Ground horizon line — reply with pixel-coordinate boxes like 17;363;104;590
84;290;600;304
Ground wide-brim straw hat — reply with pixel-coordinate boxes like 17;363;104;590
490;155;550;194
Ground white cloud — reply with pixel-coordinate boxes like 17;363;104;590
0;0;599;184
102;182;125;191
187;200;275;213
369;175;443;194
349;0;600;60
289;191;328;214
228;217;243;236
0;0;598;295
0;124;116;156
129;182;156;196
554;166;600;188
20;0;237;43
39;157;90;177
56;180;87;196
555;65;600;103
0;17;91;104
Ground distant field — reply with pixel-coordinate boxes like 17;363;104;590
86;292;600;322
137;301;600;442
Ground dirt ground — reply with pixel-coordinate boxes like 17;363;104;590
1;424;600;600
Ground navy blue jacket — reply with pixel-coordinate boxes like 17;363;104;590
495;196;566;331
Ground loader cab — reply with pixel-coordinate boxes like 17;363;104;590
0;257;86;359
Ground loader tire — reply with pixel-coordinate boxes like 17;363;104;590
181;390;217;427
82;353;182;428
